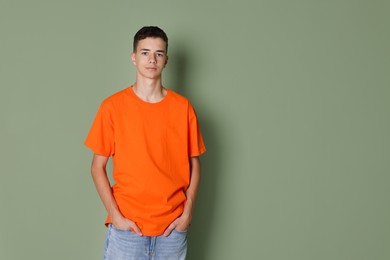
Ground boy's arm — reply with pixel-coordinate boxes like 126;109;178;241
164;156;201;236
91;154;143;235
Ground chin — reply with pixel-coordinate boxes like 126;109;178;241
144;72;162;79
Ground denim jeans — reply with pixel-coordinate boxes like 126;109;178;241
103;224;187;260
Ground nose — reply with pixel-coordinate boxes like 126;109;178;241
149;53;157;64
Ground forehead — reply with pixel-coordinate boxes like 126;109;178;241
136;37;167;52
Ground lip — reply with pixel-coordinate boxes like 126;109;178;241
146;67;157;70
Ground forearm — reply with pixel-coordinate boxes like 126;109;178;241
91;157;122;220
182;157;201;219
90;154;143;234
163;156;201;235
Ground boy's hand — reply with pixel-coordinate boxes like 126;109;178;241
112;212;143;236
163;215;191;236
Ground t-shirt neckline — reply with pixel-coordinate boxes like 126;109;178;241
128;85;169;105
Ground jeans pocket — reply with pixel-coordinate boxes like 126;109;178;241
173;228;188;234
110;224;129;232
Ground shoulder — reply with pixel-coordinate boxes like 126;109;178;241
167;89;191;107
166;89;200;120
100;87;131;108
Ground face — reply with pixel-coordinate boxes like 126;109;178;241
131;37;168;80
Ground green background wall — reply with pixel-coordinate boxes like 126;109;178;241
1;0;389;259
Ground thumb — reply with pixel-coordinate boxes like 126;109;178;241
130;223;143;236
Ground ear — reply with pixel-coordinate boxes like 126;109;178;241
164;55;168;67
131;52;136;65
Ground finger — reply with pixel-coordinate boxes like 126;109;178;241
163;223;175;237
130;223;143;236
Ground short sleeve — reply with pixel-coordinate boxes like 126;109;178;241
188;103;206;157
84;101;115;157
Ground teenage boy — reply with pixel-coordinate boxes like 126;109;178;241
85;26;206;259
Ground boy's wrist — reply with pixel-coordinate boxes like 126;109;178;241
110;209;124;221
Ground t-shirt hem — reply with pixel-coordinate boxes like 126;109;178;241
104;220;170;237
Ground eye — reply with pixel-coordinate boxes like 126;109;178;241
141;51;148;56
156;53;165;57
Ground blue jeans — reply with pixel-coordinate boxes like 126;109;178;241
103;224;187;260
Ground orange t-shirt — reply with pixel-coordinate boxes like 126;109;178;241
84;86;206;236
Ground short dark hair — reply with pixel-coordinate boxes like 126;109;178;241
133;26;168;53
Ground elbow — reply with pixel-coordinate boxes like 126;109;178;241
90;154;109;178
91;164;105;179
190;156;201;169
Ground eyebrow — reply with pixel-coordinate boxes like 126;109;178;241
140;48;166;54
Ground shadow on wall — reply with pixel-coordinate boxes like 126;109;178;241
187;116;219;260
168;45;221;260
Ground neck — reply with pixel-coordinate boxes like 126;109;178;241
132;78;166;103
